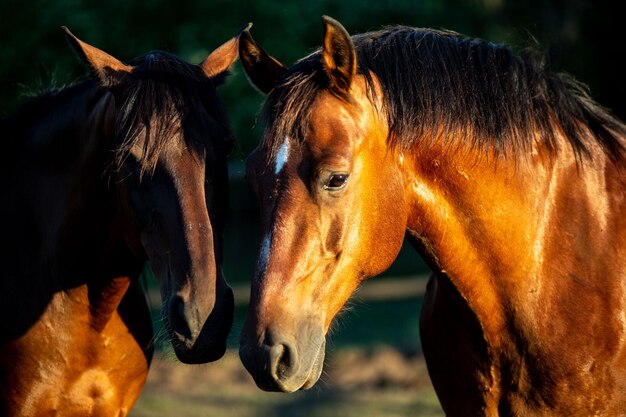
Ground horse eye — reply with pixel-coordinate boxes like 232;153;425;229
323;173;350;191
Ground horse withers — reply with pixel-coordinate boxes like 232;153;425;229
237;16;626;416
0;26;244;416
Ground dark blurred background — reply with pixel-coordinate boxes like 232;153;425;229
1;1;623;415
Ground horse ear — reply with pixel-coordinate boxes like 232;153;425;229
199;23;252;84
238;25;286;94
321;16;356;95
62;27;132;87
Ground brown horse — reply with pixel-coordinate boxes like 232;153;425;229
237;16;626;416
0;27;243;416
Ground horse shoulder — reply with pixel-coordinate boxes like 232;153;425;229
0;280;152;417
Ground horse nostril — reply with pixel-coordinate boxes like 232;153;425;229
169;296;191;339
269;342;295;380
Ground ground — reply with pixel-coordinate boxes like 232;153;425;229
131;347;444;417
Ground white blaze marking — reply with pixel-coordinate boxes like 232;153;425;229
275;137;291;174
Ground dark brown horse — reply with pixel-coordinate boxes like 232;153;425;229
0;27;243;416
237;16;626;416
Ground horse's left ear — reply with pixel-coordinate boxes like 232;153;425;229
199;23;251;84
321;16;357;95
62;27;132;87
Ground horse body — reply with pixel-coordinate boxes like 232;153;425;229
1;280;151;416
237;17;626;415
1;29;241;416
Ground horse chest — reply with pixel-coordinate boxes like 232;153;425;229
0;286;150;417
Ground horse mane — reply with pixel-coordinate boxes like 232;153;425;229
2;51;233;178
115;51;234;177
2;81;100;146
262;26;626;164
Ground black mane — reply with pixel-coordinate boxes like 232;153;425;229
262;26;625;163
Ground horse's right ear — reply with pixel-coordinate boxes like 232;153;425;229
239;26;286;94
62;27;132;87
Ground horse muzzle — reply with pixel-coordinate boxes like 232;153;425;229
165;284;234;364
239;323;326;392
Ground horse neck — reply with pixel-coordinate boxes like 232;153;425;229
3;81;139;290
402;135;626;340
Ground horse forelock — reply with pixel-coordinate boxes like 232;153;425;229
113;51;233;177
261;26;625;166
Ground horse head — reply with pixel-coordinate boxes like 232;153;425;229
65;27;244;363
237;17;407;391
